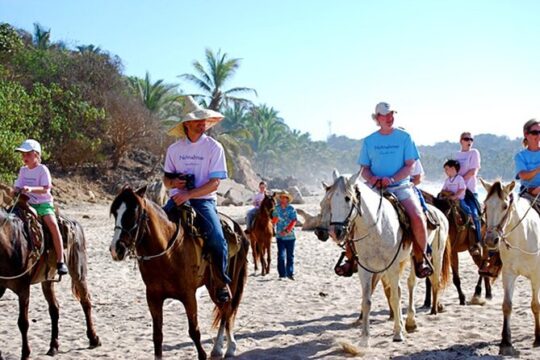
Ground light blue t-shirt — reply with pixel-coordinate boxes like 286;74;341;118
515;149;540;188
272;204;297;241
357;128;419;179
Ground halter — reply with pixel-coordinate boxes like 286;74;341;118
487;191;540;255
115;200;181;261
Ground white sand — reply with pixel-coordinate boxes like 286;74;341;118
1;197;538;359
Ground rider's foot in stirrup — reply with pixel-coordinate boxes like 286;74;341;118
414;257;433;279
216;286;231;304
57;262;68;276
469;243;482;257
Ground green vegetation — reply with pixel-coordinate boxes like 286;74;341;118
0;22;521;188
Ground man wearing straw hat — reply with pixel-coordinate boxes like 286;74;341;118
162;96;231;303
272;190;298;280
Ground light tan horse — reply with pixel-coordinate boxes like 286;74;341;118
481;179;540;356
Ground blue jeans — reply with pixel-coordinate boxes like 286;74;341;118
460;198;481;243
277;238;295;278
163;198;231;284
246;207;258;231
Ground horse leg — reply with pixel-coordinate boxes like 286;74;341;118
485;275;493;300
211;318;227;358
451;252;466;305
72;278;101;347
0;286;5;298
225;320;238;358
531;283;540;347
470;276;487;305
499;272;519;356
146;293;166;360
422;278;432;309
250;239;258;273
181;293;206;360
358;271;373;346
41;282;60;356
405;263;417;332
265;242;271;275
17;287;31;360
260;246;267;276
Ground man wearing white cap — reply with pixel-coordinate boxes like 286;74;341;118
357;102;433;278
162;96;231;303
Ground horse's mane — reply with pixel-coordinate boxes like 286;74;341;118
486;181;504;200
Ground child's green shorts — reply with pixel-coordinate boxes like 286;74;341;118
30;202;55;216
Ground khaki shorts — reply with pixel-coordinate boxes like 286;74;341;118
386;182;416;201
30;202;55;216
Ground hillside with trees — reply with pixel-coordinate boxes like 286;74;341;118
0;22;522;193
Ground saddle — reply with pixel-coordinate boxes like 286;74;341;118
383;191;439;232
174;205;241;259
11;203;77;283
519;191;540;217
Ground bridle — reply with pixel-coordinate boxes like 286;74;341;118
114;199;181;261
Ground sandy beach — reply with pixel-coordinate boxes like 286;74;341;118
0;196;537;359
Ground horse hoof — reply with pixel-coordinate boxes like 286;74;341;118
405;323;417;333
225;343;237;358
393;333;404;342
534;338;540;347
89;336;102;348
210;348;224;358
468;296;486;306
46;347;59;356
499;345;519;356
420;304;430;310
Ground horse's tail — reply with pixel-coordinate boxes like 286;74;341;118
63;217;88;301
213;222;249;328
440;233;452;289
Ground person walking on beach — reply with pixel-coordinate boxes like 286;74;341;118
357;101;433;278
272;191;297;280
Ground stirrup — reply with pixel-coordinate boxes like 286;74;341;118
414;255;433;279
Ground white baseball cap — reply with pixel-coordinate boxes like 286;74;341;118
374;102;396;116
15;139;42;154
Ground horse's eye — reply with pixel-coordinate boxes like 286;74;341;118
345;196;351;202
503;204;508;210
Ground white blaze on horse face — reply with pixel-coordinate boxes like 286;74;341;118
110;202;128;259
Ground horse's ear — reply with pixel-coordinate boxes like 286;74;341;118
479;177;492;193
348;171;361;187
135;185;147;197
321;181;330;191
504;180;516;194
332;169;340;181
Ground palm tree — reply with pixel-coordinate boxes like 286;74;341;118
179;48;257;111
32;23;51;49
128;71;183;126
77;44;102;54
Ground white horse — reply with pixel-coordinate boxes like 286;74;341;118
316;170;450;345
481;179;540;356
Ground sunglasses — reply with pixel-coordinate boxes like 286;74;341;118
528;130;540;136
461;137;474;142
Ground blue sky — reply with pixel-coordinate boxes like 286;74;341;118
2;0;539;145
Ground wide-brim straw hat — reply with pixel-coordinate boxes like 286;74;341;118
167;96;224;138
277;190;294;202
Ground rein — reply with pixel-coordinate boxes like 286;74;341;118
335;185;404;274
0;197;46;280
116;200;182;262
490;192;540;255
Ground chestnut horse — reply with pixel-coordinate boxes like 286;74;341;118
109;186;249;359
249;194;275;275
422;190;497;306
0;198;100;360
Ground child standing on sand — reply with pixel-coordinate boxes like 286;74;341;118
13;139;68;275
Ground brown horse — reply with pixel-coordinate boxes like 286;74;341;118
249;194;275;275
109;186;249;360
422;190;497;306
0;198;100;360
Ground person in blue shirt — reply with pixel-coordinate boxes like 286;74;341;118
516;119;540;195
357;101;432;278
272;191;297;280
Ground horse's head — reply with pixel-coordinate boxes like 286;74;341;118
316;170;361;243
481;178;516;250
260;193;275;214
109;185;148;261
